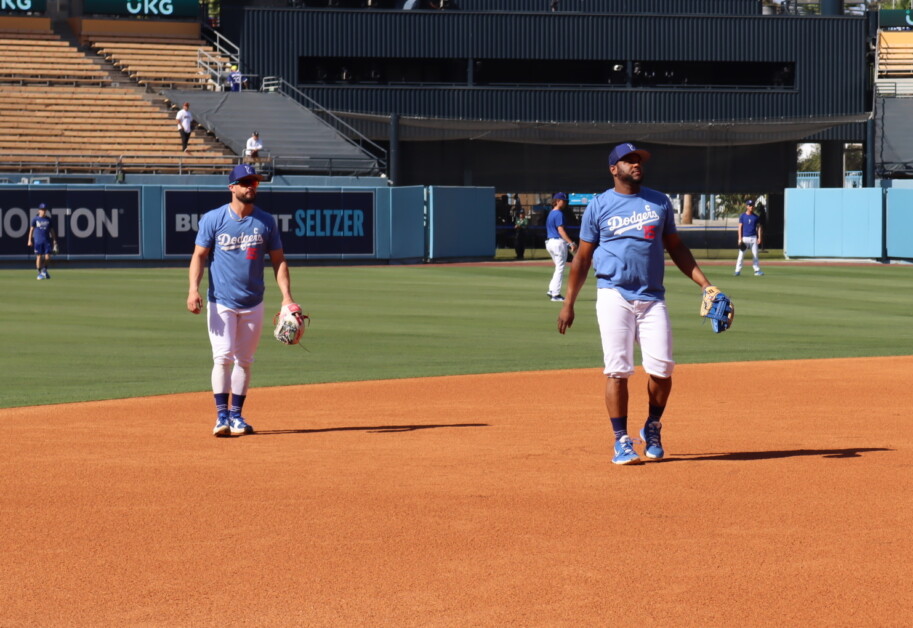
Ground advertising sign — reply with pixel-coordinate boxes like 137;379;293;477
879;9;913;28
83;0;199;18
0;189;141;258
0;0;47;13
164;189;376;258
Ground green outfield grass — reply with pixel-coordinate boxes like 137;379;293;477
2;262;911;408
495;247;786;261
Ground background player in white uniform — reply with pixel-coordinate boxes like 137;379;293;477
557;143;718;465
735;199;764;276
545;192;577;301
187;164;298;437
27;203;58;280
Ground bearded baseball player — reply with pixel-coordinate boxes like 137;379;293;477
187;164;299;437
557;143;726;465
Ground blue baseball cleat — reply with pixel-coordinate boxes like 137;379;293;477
612;435;642;465
229;415;254;436
640;421;665;460
213;412;231;437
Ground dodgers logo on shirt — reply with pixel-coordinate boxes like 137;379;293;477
217;231;264;252
606;205;660;236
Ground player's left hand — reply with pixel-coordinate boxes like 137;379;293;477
273;303;308;345
700;286;734;333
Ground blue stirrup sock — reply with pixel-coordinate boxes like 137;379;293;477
610;416;628;441
214;393;229;416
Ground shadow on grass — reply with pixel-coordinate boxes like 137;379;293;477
253;423;489;436
669;447;891;461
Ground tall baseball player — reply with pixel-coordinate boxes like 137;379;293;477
557;143;723;465
545;192;577;301
187;164;300;437
27;203;58;280
734;199;764;276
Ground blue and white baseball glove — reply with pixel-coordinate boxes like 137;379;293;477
700;286;734;333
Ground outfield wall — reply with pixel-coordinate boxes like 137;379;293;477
785;187;913;260
0;184;494;263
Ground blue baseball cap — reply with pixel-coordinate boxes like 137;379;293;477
608;142;651;166
38;203;47;210
746;199;755;206
228;163;263;184
552;192;568;201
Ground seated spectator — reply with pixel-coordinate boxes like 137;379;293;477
245;131;264;162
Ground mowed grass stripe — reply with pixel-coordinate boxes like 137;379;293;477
1;263;910;408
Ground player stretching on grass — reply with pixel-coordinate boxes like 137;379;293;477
187;164;299;437
557;143;721;465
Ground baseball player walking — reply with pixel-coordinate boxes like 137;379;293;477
27;203;58;280
734;199;764;276
187;164;299;437
545;192;577;301
557;143;719;465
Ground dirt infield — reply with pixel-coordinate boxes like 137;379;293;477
4;356;912;627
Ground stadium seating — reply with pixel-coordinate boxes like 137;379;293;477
89;35;230;91
0;24;237;174
0;84;234;173
0;32;110;86
878;31;913;78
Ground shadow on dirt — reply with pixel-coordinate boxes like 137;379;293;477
252;423;489;435
669;447;891;461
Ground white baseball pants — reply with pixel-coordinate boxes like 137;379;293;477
735;236;761;274
596;288;674;379
546;238;568;296
207;301;264;396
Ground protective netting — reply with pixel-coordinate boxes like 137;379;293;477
874;96;913;176
331;111;869;146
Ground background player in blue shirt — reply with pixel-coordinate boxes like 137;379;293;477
187;164;300;437
27;203;58;280
544;192;577;301
557;143;722;465
735;199;764;276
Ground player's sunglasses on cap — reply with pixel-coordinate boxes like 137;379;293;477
228;163;263;185
608;142;651;166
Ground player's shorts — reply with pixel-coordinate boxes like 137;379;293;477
596;287;674;379
33;242;52;255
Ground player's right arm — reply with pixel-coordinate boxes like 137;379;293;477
187;245;210;314
557;225;577;250
27;225;34;247
557;239;595;334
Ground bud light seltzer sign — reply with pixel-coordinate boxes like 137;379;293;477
164;189;376;258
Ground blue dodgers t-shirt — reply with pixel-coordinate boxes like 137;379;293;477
740;212;760;238
545;208;565;239
195;204;284;309
30;214;53;244
579;187;676;302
